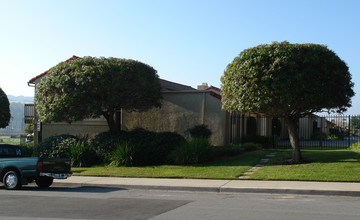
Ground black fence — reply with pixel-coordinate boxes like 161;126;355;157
229;114;360;149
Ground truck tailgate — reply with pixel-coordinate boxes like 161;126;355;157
40;158;71;173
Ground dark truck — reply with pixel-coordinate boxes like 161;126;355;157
0;144;71;190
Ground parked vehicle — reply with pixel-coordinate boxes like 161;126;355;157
0;144;71;190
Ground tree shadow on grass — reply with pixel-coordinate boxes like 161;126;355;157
195;150;270;167
268;149;360;166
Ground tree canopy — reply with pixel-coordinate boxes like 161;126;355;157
0;87;11;128
221;42;354;163
35;56;162;131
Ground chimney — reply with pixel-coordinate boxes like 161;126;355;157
197;82;209;90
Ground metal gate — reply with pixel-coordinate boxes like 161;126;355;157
229;114;360;149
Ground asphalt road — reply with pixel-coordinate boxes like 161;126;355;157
1;185;360;220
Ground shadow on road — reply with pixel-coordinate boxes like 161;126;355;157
0;184;127;193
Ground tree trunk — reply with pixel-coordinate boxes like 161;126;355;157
103;112;117;131
115;111;121;131
285;118;302;163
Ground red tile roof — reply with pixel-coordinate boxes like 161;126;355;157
205;86;222;99
28;55;79;84
206;86;221;92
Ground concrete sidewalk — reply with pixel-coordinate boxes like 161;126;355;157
53;176;360;197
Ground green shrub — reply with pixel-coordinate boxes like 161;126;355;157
213;142;262;158
90;130;128;163
311;131;328;141
242;135;274;148
69;140;99;167
24;124;34;135
18;143;34;157
187;124;212;139
33;134;79;158
124;129;154;165
168;138;213;165
139;131;186;165
241;142;262;151
155;132;186;153
329;128;344;140
33;134;99;166
350;141;360;152
91;129;185;166
213;143;244;157
327;134;340;140
126;129;185;166
111;142;136;167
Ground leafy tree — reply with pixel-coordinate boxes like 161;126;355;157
1;102;25;134
0;87;11;128
24;123;34;134
35;56;162;131
350;116;360;135
221;42;354;163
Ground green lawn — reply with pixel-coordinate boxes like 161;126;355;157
72;150;268;179
251;149;360;182
72;149;360;182
0;136;21;145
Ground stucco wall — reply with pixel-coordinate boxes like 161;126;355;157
122;91;226;146
40;91;227;146
41;118;109;140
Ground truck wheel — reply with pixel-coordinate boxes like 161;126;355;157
36;177;53;188
3;171;22;190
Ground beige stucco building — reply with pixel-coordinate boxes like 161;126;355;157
35;88;229;146
26;56;332;148
27;59;230;146
122;89;228;146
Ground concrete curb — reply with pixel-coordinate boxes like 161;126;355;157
53;177;360;197
219;188;360;197
53;182;360;197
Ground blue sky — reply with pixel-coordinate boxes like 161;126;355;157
1;0;359;114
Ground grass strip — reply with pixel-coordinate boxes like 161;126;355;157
251;149;360;182
72;150;268;179
72;149;360;182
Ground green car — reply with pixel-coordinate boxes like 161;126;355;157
0;144;71;190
